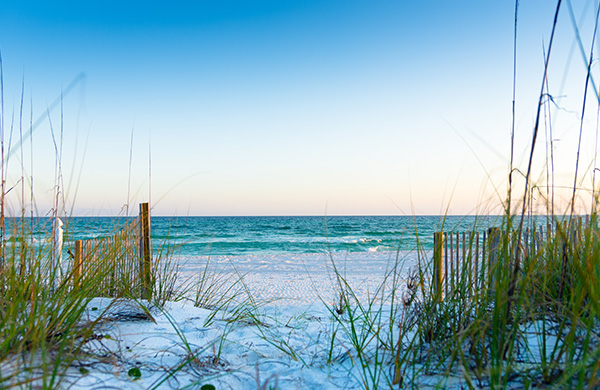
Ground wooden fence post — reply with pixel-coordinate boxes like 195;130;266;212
444;232;448;296
433;231;444;301
74;240;82;288
140;202;152;300
487;227;500;288
474;232;480;297
449;233;454;295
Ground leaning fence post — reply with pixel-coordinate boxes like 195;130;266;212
433;231;444;301
140;202;152;300
74;240;82;288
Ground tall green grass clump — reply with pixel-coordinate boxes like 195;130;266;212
400;1;600;387
0;60;181;387
0;220;115;387
321;1;600;387
406;215;600;388
0;214;183;388
322;244;425;389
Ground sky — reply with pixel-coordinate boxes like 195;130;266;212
0;1;599;216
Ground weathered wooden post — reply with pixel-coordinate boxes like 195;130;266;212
474;232;480;298
433;231;444;301
444;232;448;296
481;230;487;288
463;232;470;297
487;227;500;288
449;233;454;295
74;240;82;288
139;202;152;300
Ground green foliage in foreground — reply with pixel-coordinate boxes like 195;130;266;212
315;212;600;389
407;214;600;388
0;220;178;389
2;211;599;389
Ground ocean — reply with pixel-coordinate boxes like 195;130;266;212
6;214;563;259
2;214;556;303
57;215;507;257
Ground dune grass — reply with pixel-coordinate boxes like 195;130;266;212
401;215;600;388
0;214;184;388
303;2;600;387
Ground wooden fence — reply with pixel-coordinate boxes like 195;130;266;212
73;203;152;299
432;225;551;301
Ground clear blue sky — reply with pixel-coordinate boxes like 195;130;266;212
0;1;597;216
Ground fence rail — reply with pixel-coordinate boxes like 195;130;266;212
73;203;152;299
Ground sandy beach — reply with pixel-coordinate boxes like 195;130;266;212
177;251;424;305
62;251;434;389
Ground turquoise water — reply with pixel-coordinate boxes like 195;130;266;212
55;215;507;257
8;214;565;257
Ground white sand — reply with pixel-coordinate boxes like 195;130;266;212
53;251;545;389
177;251;423;305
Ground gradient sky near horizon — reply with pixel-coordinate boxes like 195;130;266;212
0;1;598;216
